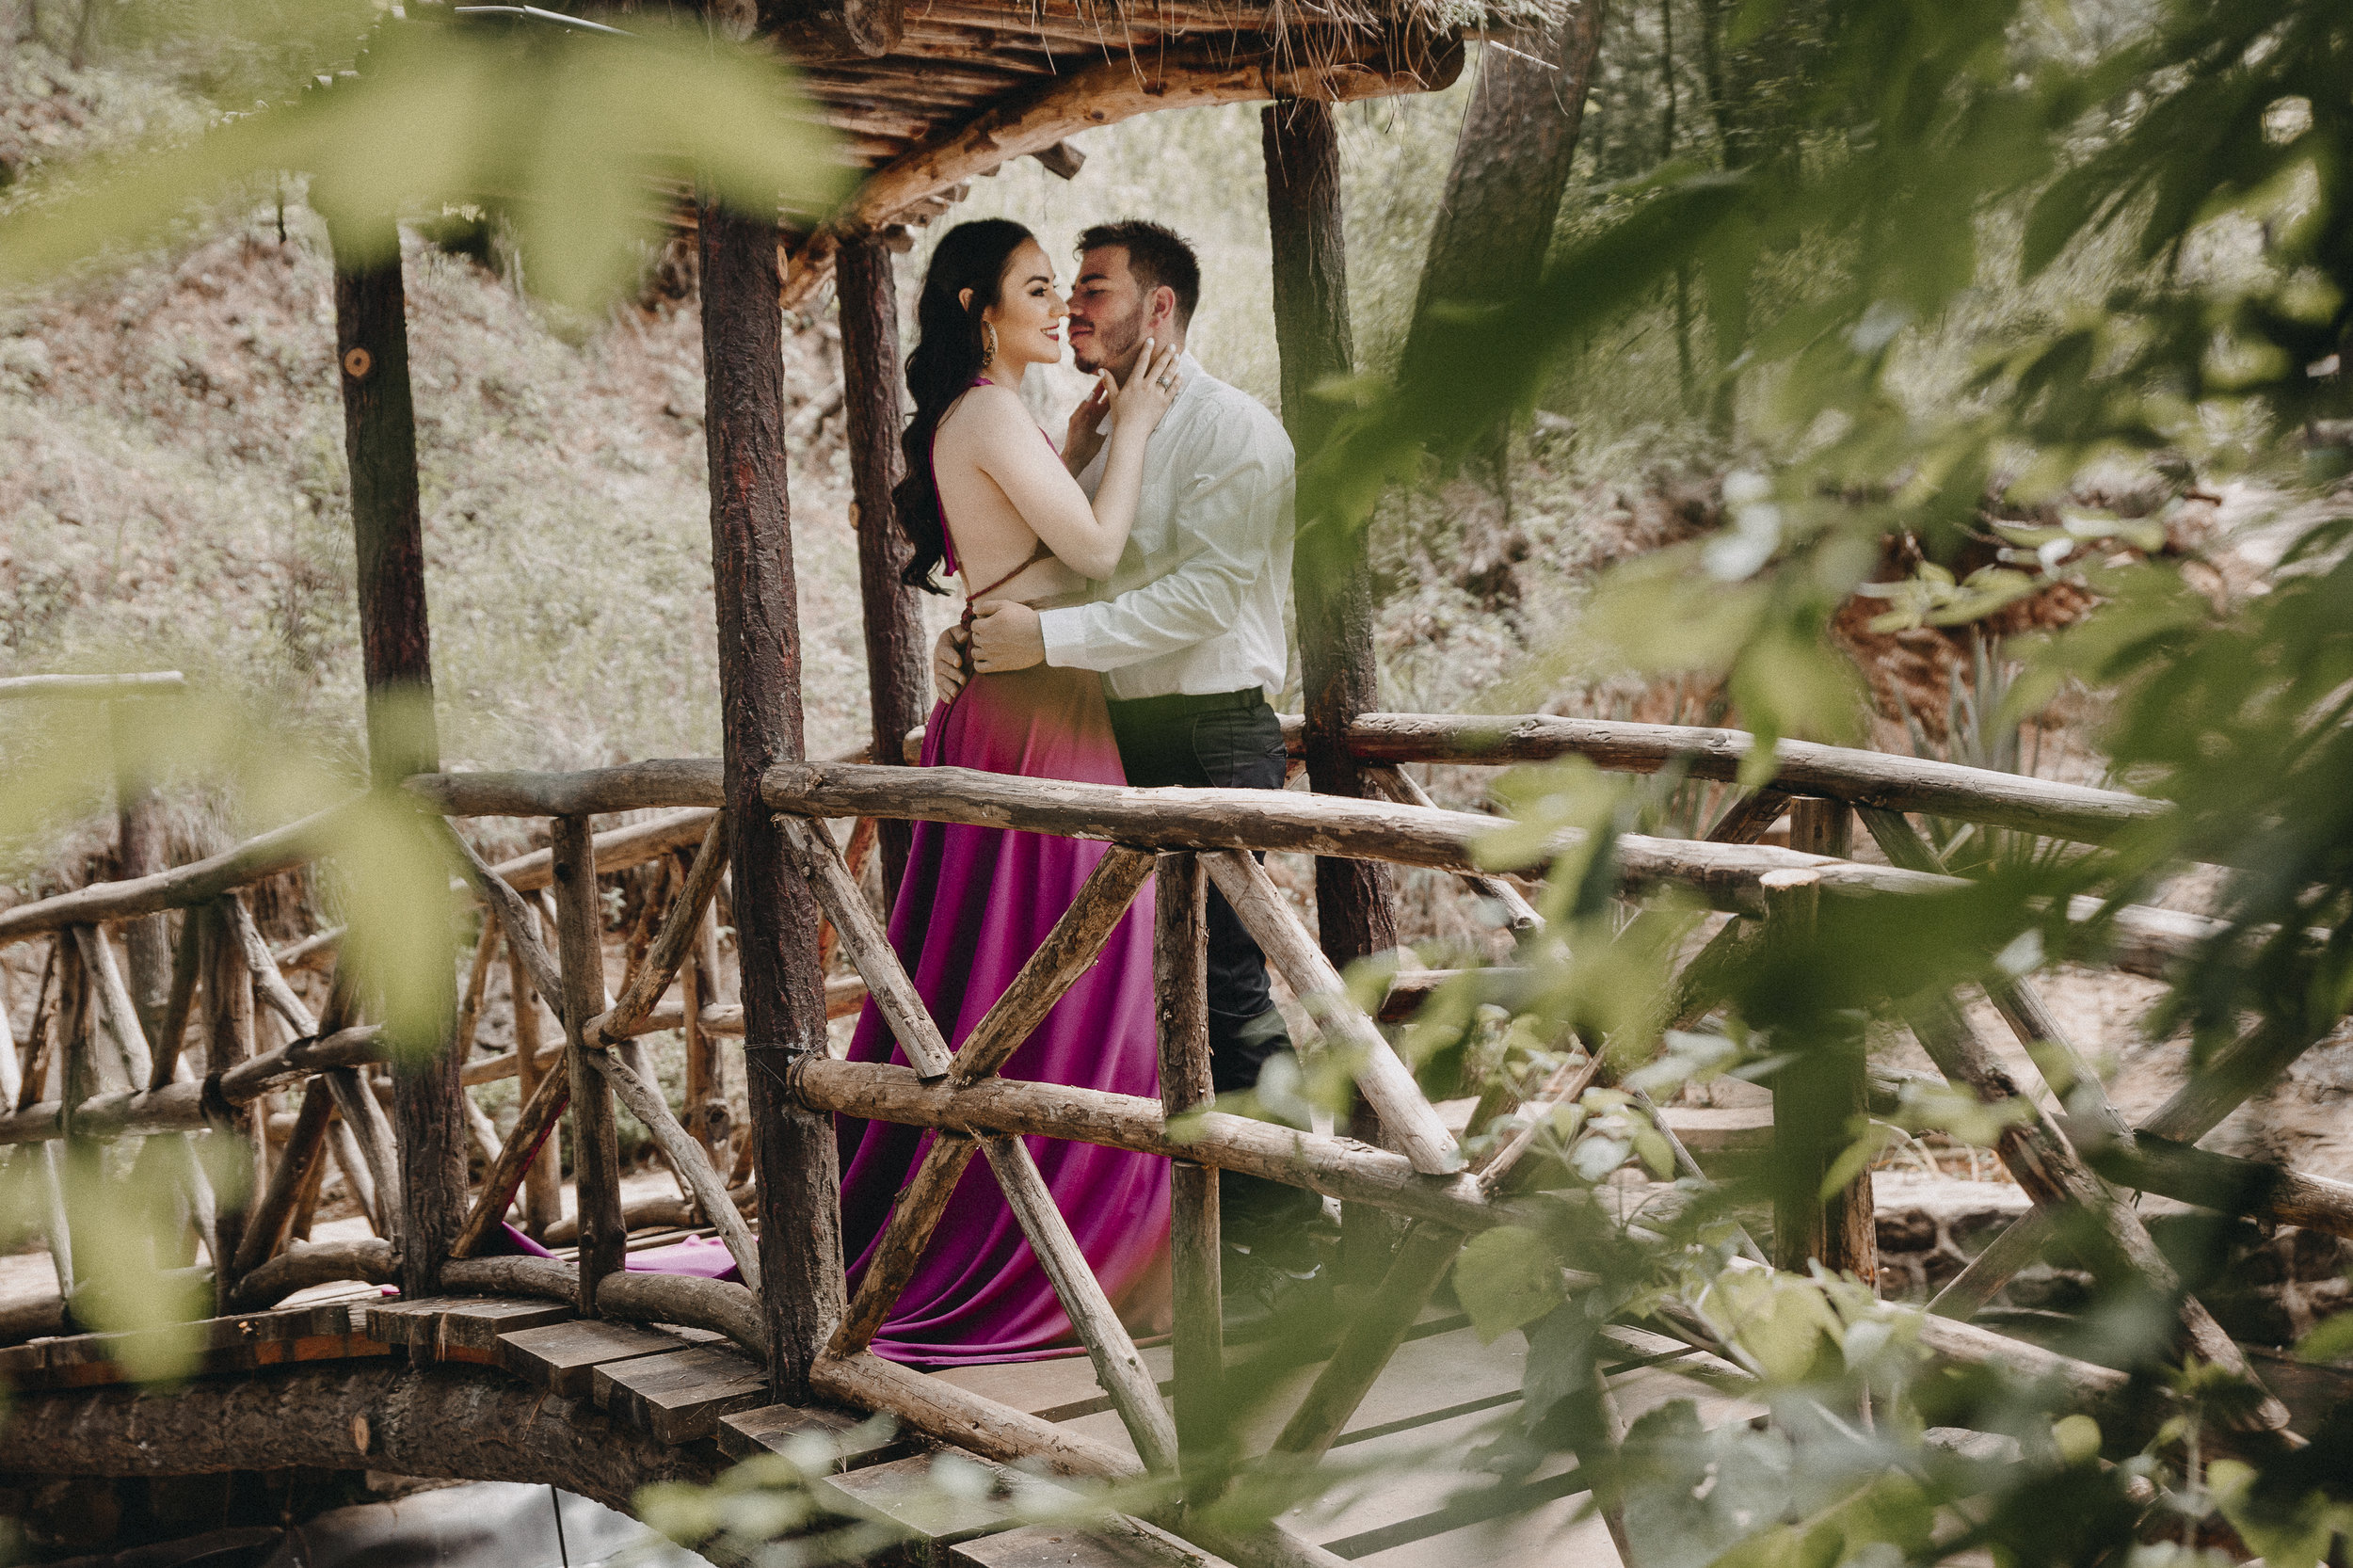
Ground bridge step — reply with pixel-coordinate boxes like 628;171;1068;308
495;1316;712;1399
719;1402;920;1470
810;1452;1077;1561
365;1296;576;1363
594;1344;771;1443
951;1518;1233;1568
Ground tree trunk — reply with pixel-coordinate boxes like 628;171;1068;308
1397;0;1609;465
699;197;844;1401
836;233;927;906
1264;98;1403;1279
329;216;465;1299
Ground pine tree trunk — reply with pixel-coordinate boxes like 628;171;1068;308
1398;1;1609;392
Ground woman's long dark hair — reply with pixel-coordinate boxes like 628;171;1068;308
893;218;1036;593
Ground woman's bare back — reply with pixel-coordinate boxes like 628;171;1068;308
931;384;1091;604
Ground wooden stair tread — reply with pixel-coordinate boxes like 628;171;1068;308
367;1295;576;1362
717;1402;917;1469
594;1344;769;1443
951;1517;1235;1568
497;1317;712;1399
812;1452;1074;1545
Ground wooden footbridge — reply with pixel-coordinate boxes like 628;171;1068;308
5;0;2349;1561
4;693;2344;1564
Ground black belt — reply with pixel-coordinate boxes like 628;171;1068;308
1104;688;1268;720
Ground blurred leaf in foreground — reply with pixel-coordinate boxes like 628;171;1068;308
0;9;844;313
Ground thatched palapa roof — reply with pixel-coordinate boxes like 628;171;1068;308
745;0;1471;307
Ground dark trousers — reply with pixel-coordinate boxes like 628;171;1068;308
1104;690;1295;1094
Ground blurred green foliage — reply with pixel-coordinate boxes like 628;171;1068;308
0;6;842;312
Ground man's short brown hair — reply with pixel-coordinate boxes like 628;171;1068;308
1078;219;1202;328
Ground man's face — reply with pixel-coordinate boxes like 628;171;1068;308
1068;246;1149;377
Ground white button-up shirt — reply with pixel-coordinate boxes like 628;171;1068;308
1038;354;1295;701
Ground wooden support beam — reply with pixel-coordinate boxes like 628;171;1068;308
108;700;172;1046
836;232;926;906
704;193;841;1398
950;846;1156;1085
760;760;2230;983
790;1060;1539;1234
979;1133;1178;1471
331;210;465;1299
588;810;729;1045
324;1066;402;1243
73;924;153;1091
1904;994;2291;1433
0;802;361;950
680;904;728;1172
585;1046;761;1288
509;926;564;1236
454;920;502;1059
231;1078;334;1278
1202;850;1460;1175
1265;92;1400;1279
822;844;1156;1357
451;1057;570;1259
1759;869;1875;1288
781;815;953;1079
1155;852;1221;1498
1362;765;1541;930
150;914;201;1093
552;815;626;1313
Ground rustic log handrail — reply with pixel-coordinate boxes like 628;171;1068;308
0;671;186;701
1298;712;2165;846
756;760;2236;982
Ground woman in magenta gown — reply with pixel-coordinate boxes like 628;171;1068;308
835;219;1188;1368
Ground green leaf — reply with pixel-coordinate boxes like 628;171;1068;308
1454;1225;1567;1345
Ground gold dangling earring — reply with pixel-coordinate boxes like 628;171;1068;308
983;321;999;363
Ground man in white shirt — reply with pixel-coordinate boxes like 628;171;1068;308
947;220;1298;1102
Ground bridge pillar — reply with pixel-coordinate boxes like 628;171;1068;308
699;196;846;1399
1265;100;1403;1280
837;232;927;907
328;216;466;1300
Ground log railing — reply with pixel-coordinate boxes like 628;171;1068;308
0;707;2326;1533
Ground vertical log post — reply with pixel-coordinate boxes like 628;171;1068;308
701;195;843;1397
330;213;466;1299
1760;868;1875;1286
837;233;928;905
552;815;626;1311
1264;98;1401;1280
107;701;171;1044
680;894;728;1170
200;904;259;1306
1155;852;1223;1501
508;925;564;1237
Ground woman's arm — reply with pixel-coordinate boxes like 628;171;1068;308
965;342;1183;580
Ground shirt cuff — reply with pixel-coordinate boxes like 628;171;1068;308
1038;605;1092;670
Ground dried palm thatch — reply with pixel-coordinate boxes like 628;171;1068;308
756;0;1545;306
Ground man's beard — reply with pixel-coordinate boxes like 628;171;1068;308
1073;309;1145;376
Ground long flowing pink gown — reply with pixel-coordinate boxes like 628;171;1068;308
833;469;1172;1369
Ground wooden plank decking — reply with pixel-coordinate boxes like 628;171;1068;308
0;1288;1761;1568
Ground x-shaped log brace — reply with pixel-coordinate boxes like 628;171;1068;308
809;839;1175;1468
